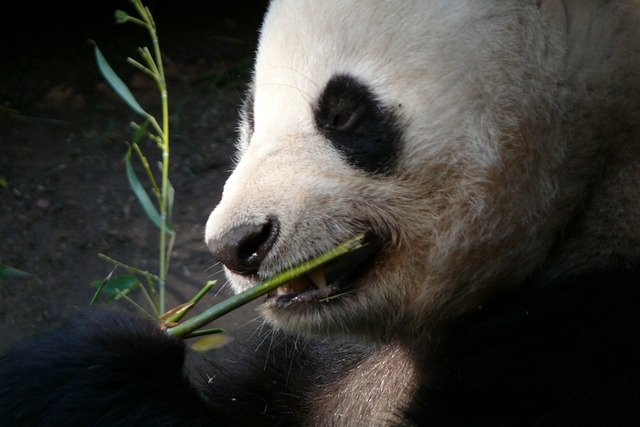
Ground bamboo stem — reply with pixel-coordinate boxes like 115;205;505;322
166;233;366;338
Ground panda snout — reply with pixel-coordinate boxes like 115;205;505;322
207;217;280;275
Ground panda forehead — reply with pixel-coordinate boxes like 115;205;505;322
245;0;517;170
252;1;419;115
250;0;475;133
253;0;471;73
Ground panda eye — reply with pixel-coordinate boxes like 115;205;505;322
332;111;353;129
329;104;365;132
314;74;400;175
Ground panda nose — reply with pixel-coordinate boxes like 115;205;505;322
207;218;280;275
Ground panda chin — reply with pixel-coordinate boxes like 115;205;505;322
264;233;383;309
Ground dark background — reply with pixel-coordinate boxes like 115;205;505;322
0;1;270;352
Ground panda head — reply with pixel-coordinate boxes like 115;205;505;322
205;0;619;341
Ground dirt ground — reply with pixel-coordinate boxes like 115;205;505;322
0;2;270;353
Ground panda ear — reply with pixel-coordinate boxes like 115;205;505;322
314;74;400;175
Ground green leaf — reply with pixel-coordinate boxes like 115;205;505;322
160;301;195;323
190;333;231;352
114;10;130;24
131;119;150;146
90;274;140;303
94;44;150;118
125;147;171;232
89;267;116;305
0;264;30;280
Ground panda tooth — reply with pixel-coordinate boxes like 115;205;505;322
308;268;327;288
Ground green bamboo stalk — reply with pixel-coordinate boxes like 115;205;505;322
183;328;225;339
126;0;171;315
95;0;174;315
166;233;367;338
152;18;171;316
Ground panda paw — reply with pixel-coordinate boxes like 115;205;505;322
0;308;217;425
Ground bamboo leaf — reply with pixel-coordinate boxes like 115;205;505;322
125;147;172;232
159;301;195;323
0;264;30;280
89;274;140;303
94;44;150;118
159;279;216;323
114;9;131;24
131;119;149;146
89;267;116;305
190;333;231;352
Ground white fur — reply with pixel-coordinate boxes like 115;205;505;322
206;0;640;342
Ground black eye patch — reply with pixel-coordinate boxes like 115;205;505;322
314;74;400;175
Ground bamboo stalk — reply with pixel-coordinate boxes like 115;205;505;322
166;233;367;338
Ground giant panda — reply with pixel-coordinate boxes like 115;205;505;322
2;0;640;425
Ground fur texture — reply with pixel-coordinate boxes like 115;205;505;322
2;0;640;425
206;0;640;339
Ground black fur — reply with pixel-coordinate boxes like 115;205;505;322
1;270;639;426
314;74;400;175
409;270;640;426
0;308;373;426
0;309;227;426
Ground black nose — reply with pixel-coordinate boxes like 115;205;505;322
208;217;279;275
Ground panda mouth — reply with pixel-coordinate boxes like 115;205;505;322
264;233;383;308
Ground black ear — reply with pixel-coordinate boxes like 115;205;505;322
314;74;400;175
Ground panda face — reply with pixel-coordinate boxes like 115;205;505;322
205;0;583;340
